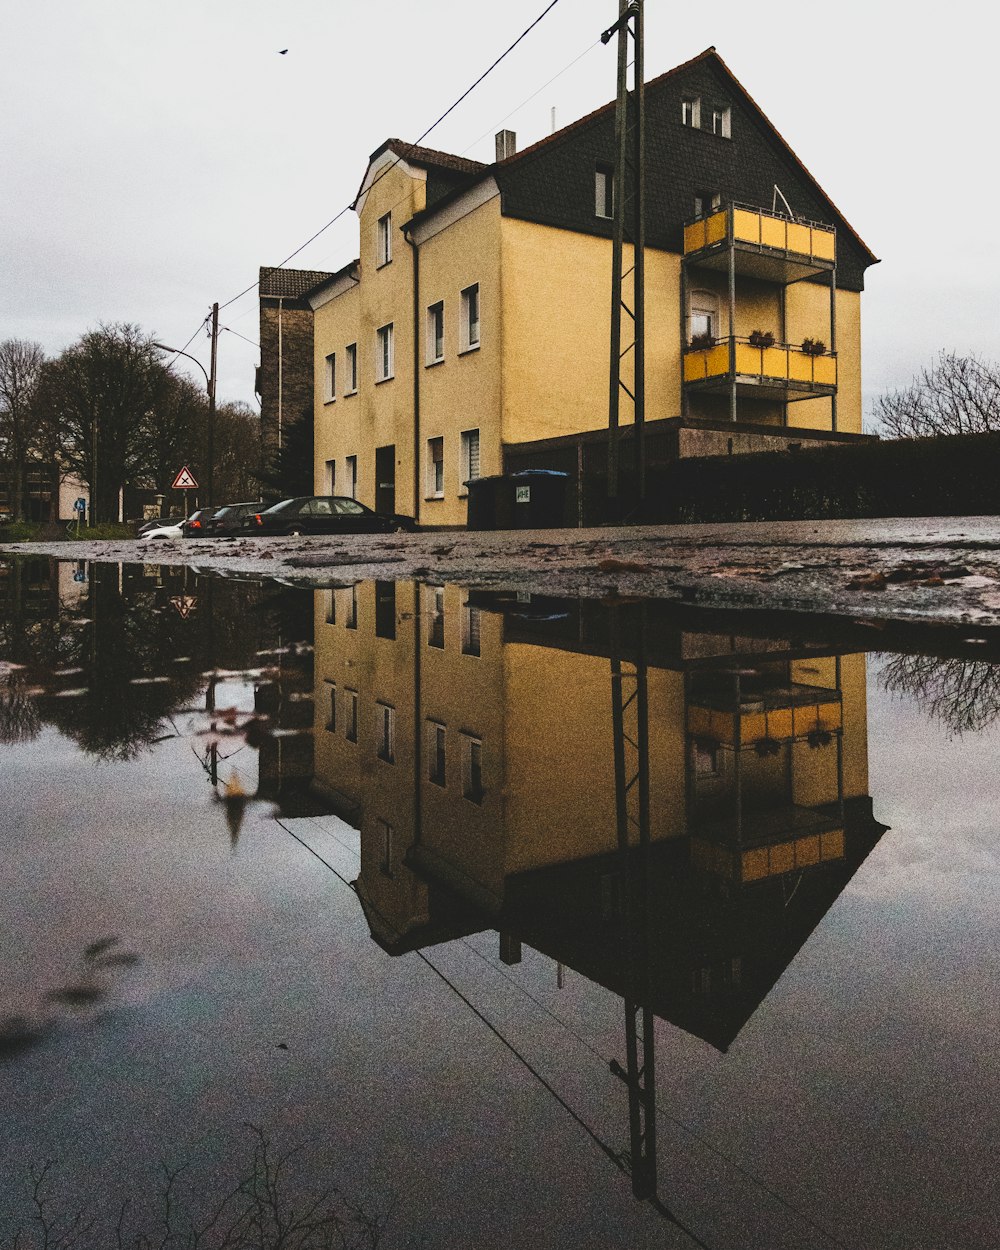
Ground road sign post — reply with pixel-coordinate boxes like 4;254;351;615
172;466;199;520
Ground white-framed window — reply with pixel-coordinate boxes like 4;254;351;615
462;735;484;804
377;212;392;266
427;585;445;649
462;598;481;658
460;428;480;494
681;97;701;128
710;106;731;138
345;343;358;395
325;588;336;625
323;352;336;403
595;165;614;219
378;818;394;877
376;323;394;382
460;284;480;352
694;192;722;218
427;437;444;499
325;459;336;494
688;289;720;344
346;582;358;630
324;680;336;731
345;689;358;743
376;702;395;764
426;301;445;365
427;720;446;787
345;454;357;499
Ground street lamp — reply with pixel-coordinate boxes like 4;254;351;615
154;302;218;505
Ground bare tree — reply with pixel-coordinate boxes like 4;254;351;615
34;324;160;523
213;401;263;503
0;339;45;521
880;653;1000;736
873;352;1000;438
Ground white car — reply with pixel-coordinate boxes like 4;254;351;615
138;522;185;542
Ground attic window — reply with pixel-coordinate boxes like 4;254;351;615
681;97;701;128
595;165;614;219
710;106;731;139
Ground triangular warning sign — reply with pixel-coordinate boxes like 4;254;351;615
172;465;198;489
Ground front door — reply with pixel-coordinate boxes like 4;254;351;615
375;445;395;515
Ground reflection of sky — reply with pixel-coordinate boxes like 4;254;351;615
3;631;1000;1249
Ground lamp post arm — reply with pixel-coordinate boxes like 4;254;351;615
152;343;210;394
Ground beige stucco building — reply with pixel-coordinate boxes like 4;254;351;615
306;48;877;527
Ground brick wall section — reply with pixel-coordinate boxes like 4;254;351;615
257;267;332;493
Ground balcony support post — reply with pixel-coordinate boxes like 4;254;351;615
679;263;689;418
728;211;737;423
829;266;838;432
780;287;788;427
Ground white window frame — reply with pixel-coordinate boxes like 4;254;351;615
346;581;358;629
345;689;359;743
427;720;447;787
376;702;395;764
323;352;336;403
325;587;336;625
427;585;445;649
681;97;701;128
462;734;484;805
711;106;731;139
377;212;392;267
427;436;444;500
345;454;357;500
688;289;720;344
376;323;394;382
426;301;445;365
595;166;614;219
324;680;336;730
460;283;480;353
459;428;480;496
325;459;336;494
345;343;358;395
462;597;481;658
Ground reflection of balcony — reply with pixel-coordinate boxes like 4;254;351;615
687;683;842;746
691;808;846;884
682;337;837;402
683;204;836;282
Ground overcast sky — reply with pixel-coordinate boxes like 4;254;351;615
2;0;997;425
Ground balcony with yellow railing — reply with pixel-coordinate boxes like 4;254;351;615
687;684;843;748
683;203;836;282
682;336;837;401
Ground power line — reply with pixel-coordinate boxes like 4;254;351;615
218;0;564;313
220;325;260;350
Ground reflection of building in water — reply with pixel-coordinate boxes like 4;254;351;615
316;584;885;1204
314;585;883;1040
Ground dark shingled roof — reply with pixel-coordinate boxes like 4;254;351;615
259;266;335;299
368;139;486;177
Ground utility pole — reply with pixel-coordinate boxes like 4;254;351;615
208;301;219;505
602;0;646;523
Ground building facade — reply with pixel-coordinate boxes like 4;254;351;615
306;48;878;526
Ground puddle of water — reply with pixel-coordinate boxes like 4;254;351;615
1;557;999;1249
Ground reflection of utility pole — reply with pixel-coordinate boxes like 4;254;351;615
609;602;657;1200
603;0;646;522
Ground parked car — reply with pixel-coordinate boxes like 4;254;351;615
180;507;217;537
136;515;182;537
202;501;263;538
0;507;14;525
138;521;185;542
253;496;416;537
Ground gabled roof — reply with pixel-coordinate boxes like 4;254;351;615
259;266;335;300
302;258;361;307
405;47;878;269
352;139;487;211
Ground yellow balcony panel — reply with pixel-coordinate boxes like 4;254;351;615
684;338;837;401
683;204;837;282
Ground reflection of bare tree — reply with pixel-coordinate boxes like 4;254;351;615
0;667;41;743
880;653;1000;736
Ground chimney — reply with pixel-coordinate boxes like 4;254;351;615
495;129;517;162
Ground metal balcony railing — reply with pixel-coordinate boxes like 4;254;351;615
682;336;838;391
684;203;836;266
